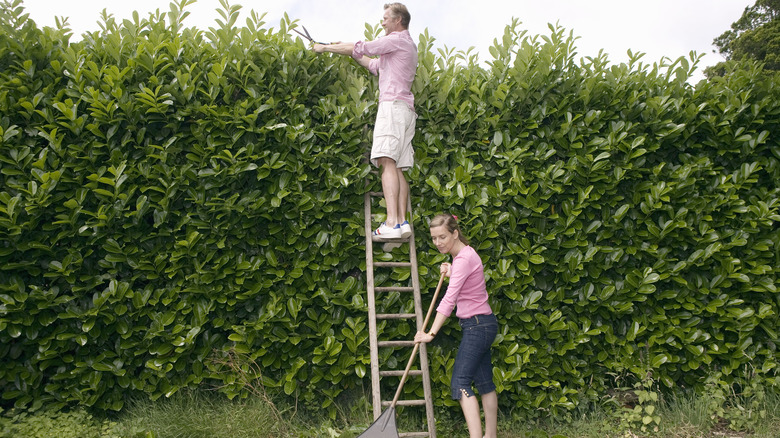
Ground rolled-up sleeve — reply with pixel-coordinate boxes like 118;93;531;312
436;258;472;317
353;35;401;75
352;41;379;75
352;40;368;58
436;290;456;317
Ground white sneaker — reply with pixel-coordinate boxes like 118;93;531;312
399;220;412;239
372;222;402;240
382;221;412;251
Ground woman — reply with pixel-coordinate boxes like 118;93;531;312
414;214;499;438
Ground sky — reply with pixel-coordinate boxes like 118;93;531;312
23;0;753;83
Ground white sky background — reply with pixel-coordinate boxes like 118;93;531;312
23;0;753;83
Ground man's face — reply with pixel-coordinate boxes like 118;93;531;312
381;9;401;34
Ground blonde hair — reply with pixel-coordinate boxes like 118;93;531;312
384;3;411;28
429;213;469;245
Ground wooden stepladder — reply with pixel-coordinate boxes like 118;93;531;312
363;191;436;438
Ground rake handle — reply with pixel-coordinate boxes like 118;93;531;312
389;271;446;408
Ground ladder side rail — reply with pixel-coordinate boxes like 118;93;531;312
363;192;382;419
407;199;436;438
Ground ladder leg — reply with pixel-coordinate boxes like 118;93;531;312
364;191;436;437
364;192;382;420
408;197;436;438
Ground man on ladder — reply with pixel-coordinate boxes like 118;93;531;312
314;3;418;250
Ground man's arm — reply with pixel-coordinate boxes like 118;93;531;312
313;42;353;55
313;42;372;70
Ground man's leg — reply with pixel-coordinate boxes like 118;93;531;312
377;157;401;227
395;102;415;229
397;167;409;225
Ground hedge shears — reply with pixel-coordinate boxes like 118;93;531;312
292;26;329;45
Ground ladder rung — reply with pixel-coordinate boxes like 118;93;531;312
365;194;434;437
371;236;408;243
377;313;416;320
382;399;427;407
380;369;423;377
378;340;416;348
374;261;412;268
375;286;414;292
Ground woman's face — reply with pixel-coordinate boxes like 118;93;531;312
430;225;458;254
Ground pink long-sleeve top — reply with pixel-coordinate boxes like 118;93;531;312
436;246;493;319
352;30;417;110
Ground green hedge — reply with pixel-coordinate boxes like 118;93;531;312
1;1;778;416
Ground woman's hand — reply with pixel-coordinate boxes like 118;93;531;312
414;330;434;344
440;262;452;277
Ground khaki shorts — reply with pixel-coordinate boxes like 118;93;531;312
371;100;416;170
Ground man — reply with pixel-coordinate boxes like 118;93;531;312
313;3;417;249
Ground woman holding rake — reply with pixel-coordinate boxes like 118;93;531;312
414;213;499;438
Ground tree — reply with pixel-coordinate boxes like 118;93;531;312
708;0;780;75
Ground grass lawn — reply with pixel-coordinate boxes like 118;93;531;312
2;387;779;437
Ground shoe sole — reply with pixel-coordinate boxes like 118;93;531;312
372;232;402;241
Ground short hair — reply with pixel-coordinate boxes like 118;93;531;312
429;213;469;245
384;3;411;29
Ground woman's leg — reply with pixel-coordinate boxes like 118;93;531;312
453;315;498;437
471;315;498;438
452;347;483;438
452;331;486;438
481;390;498;438
459;392;483;438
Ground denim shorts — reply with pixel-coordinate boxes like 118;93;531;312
451;313;498;400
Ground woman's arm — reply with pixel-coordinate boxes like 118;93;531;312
414;311;448;344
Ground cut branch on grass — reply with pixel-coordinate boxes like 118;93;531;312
205;347;288;427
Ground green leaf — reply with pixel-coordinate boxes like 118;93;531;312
529;254;545;264
651;354;669;368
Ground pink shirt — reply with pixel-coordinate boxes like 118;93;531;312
352;30;417;109
436;246;493;319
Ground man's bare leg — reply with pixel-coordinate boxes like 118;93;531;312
377;157;400;227
397;167;409;224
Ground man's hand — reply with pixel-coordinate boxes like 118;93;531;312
313;41;342;54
